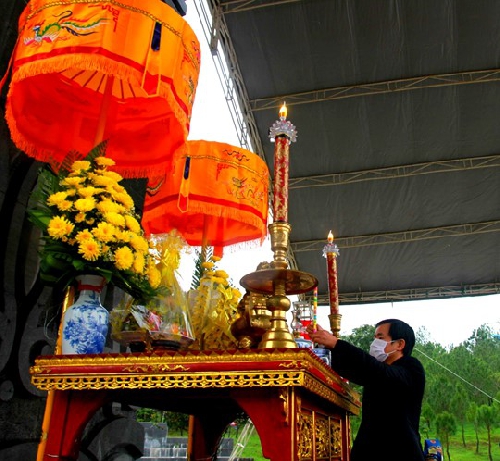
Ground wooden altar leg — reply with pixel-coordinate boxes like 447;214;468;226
187;411;237;461
236;388;295;461
43;389;109;460
342;412;351;461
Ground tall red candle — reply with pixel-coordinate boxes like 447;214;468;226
324;231;340;315
269;102;297;223
273;136;290;222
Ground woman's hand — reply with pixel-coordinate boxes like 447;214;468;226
306;323;338;349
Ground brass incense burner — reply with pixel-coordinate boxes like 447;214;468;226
240;222;317;348
231;291;271;348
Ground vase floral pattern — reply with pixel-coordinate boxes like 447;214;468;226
62;275;109;354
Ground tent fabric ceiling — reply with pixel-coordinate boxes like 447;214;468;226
205;0;500;304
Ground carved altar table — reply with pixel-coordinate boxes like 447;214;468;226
31;348;360;460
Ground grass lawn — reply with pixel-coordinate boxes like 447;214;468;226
238;424;499;460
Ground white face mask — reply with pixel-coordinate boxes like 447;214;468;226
369;338;397;362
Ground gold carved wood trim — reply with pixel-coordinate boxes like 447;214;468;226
30;349;361;414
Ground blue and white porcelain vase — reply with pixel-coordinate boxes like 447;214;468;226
61;274;109;354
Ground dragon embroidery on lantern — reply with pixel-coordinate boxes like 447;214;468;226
212;149;267;205
24;10;108;46
229;174;266;203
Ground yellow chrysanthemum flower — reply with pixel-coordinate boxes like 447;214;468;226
132;251;145;274
109;184;126;194
47;191;68;206
114;246;134;270
61;176;85;187
201;262;215;269
74;197;96;212
212;256;222;262
214;270;229;279
116;230;132;243
78;238;101;261
112;192;134;210
92;222;116;243
56;200;73;211
88;173;114;187
94;156;115;167
212;276;226;285
75;212;86;223
78;186;101;198
104;211;125;227
97;199;123;214
101;170;123;183
71;160;91;171
61;176;84;187
124;215;141;233
47;216;74;239
75;229;93;243
130;235;149;253
148;263;162;288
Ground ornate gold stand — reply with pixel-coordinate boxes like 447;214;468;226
240;222;317;348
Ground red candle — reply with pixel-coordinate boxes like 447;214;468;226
273;136;290;222
312;286;318;331
324;231;340;315
269;102;297;223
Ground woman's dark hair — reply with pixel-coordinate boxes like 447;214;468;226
376;318;415;356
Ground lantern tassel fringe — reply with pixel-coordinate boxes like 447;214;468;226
6;56;191;178
144;199;266;241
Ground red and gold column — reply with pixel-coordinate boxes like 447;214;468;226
324;231;341;336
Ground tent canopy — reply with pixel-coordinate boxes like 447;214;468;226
204;0;500;305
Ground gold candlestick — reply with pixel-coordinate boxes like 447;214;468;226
239;104;316;349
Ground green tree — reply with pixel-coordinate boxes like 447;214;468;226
466;402;480;454
136;409;190;435
342;324;374;352
436;411;456;461
450;384;469;447
477;403;499;461
164;411;190;435
470;324;500;395
429;376;455;415
136;407;164;423
420;402;435;439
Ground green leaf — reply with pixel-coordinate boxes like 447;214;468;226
27;209;52;229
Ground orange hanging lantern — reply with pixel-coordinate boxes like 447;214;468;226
142;140;270;255
5;0;200;178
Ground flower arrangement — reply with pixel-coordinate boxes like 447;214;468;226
189;252;242;349
110;231;195;348
28;143;162;303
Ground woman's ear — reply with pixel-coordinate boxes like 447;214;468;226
397;339;406;351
